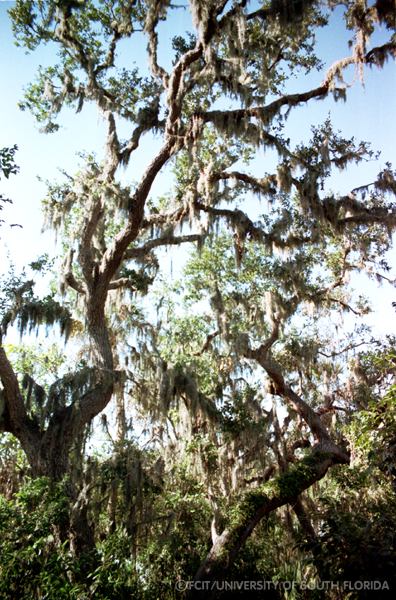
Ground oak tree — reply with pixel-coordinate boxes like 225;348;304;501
0;0;395;590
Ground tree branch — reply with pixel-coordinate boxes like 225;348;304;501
198;83;329;128
193;330;220;356
78;193;103;288
214;170;277;196
94;28;121;75
247;345;347;461
318;339;371;358
126;233;203;260
0;346;29;434
61;248;86;295
191;449;348;597
166;42;203;135
108;278;138;291
0;346;41;467
98;138;177;295
144;3;170;85
196;43;393;135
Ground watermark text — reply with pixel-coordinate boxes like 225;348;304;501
175;579;390;593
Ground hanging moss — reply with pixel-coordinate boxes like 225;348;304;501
2;295;74;342
45;366;97;416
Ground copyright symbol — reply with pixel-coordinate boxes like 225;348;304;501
175;580;188;592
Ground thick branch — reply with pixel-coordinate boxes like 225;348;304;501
120;122;155;166
144;4;169;85
195;201;267;242
196;44;392;133
103;111;121;180
108;277;138;291
191;449;348;597
94;28;121;75
61;249;86;294
99;139;177;294
0;346;41;467
247;346;348;462
214;170;277;196
198;83;329;127
0;346;30;434
193;330;220;356
166;42;203;135
126;233;202;260
78;195;104;288
338;211;396;227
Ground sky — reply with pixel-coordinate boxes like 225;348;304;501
0;0;395;341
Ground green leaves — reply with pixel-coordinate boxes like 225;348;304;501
0;477;89;600
0;146;19;220
0;146;19;181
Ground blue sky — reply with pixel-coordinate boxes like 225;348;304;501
0;0;395;336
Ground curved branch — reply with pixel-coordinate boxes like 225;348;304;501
94;28;121;75
247;345;348;462
126;233;203;260
214;169;278;196
166;42;203;134
144;3;170;85
99;138;177;294
191;449;348;597
196;43;395;134
108;277;138;291
61;249;86;294
0;346;41;468
198;83;329;128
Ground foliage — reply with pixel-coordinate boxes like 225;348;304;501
0;433;28;499
0;478;78;600
0;145;19;225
